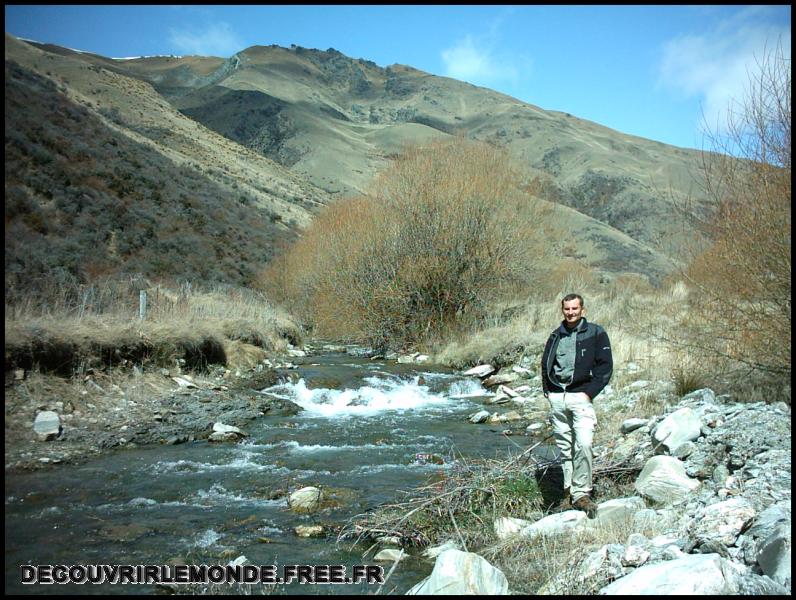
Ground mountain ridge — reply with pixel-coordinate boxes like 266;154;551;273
6;35;710;288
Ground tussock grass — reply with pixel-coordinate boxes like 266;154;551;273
5;278;301;376
339;450;545;552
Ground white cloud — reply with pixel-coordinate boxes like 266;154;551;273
658;7;790;133
168;22;243;57
441;19;528;88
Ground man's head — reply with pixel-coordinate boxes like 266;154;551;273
561;293;584;328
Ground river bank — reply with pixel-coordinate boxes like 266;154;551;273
4;359;302;474
5;346;521;595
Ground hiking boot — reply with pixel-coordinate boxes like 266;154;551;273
572;495;598;518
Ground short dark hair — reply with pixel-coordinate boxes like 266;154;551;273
561;293;584;308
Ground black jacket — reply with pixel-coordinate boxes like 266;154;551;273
541;317;612;400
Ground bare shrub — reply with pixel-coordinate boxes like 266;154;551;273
262;138;551;349
676;41;790;383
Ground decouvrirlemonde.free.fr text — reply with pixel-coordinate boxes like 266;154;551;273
21;564;385;585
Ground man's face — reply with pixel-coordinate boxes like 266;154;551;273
562;298;584;327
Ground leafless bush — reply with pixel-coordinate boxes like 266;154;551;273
675;40;791;382
261;138;551;349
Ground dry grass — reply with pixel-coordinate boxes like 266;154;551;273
434;277;687;378
481;508;669;595
339;442;668;595
339;449;546;553
5;278;301;376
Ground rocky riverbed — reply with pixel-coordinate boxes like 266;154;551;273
4;361;302;473
5;347;793;595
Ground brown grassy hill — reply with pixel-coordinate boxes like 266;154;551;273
5;35;333;296
9;37;707;284
90;44;707;266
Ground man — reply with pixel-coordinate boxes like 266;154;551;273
541;293;612;517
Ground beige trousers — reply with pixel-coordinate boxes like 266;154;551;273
548;391;597;502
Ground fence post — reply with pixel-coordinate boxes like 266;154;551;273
139;290;147;321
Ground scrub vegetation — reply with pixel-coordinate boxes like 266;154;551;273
674;41;791;381
260;138;553;350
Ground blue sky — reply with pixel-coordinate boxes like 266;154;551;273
5;5;791;150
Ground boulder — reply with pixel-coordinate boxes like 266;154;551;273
406;549;508;595
519;510;588;540
288;486;323;513
34;411;61;441
482;373;518;389
208;422;248;442
599;553;746;594
421;540;461;560
494;516;534;540
463;364;495;378
620;418;648;434
294;525;324;538
689;498;756;547
757;523;791;587
212;422;248;436
593;497;646;529
374;548;406;562
635;455;700;504
651;407;702;453
468;410;490;424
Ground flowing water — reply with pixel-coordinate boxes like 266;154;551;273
5;351;540;595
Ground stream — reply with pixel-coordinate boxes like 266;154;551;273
5;350;545;595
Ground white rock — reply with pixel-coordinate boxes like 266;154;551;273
651;407;702;453
288;486;323;512
294;525;324;538
469;410;490;424
171;376;197;388
463;364;495;378
689;498;756;547
421;540;461;560
212;422;248;436
494;516;534;540
621;545;650;567
519;510;588;540
635;455;700;504
228;555;248;567
33;411;61;441
600;553;747;594
406;549;508;595
594;497;646;529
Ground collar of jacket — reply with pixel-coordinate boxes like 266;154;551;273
558;317;588;335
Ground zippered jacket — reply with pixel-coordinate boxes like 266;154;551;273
541;317;613;400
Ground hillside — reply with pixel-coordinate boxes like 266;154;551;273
96;43;708;263
4;35;331;296
6;36;711;286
